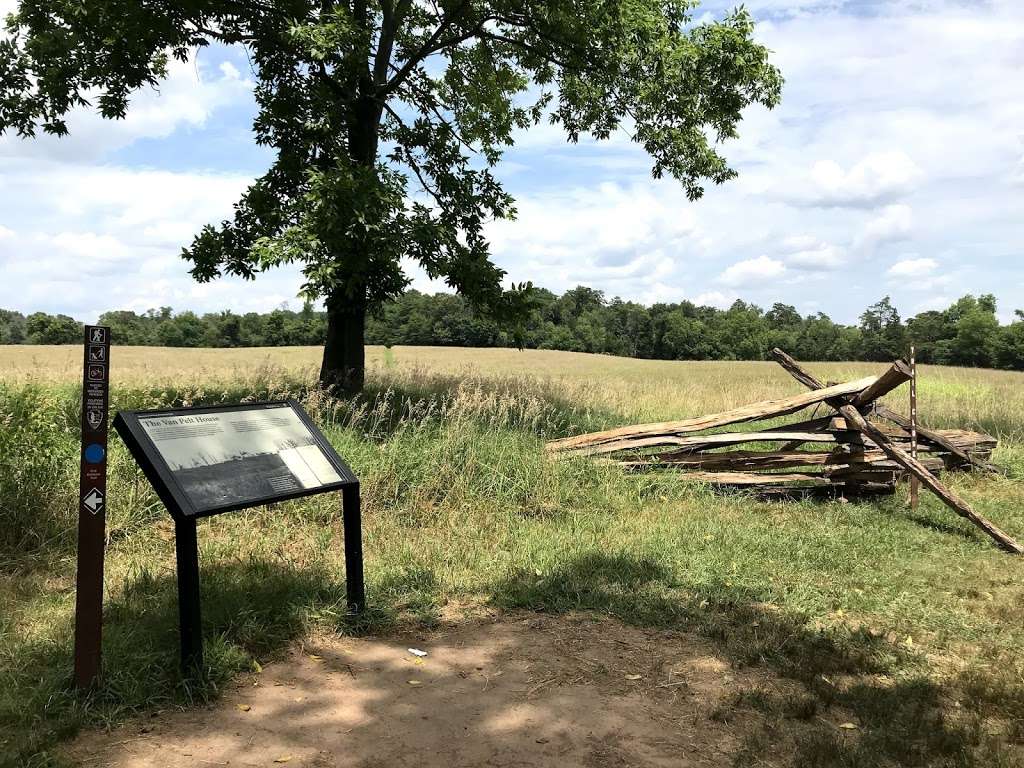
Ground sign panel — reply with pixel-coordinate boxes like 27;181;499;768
113;399;363;673
74;324;110;689
114;401;357;518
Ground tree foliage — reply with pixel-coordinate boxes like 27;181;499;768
6;289;1024;371
24;312;81;344
1;0;782;391
858;296;906;362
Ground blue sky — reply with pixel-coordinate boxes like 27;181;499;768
1;0;1022;324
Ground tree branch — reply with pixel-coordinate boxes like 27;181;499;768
380;0;487;96
383;103;445;208
373;0;411;85
190;24;258;45
393;70;478;155
316;62;355;104
476;29;571;70
490;12;590;64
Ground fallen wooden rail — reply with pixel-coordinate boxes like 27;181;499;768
873;405;1001;473
769;349;1021;554
546;376;877;457
613;449;946;474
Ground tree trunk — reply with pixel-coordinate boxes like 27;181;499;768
320;290;366;396
315;71;383;397
318;87;381;397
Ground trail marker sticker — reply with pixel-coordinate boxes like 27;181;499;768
83;488;105;514
86;408;104;429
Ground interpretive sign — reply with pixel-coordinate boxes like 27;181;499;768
120;402;354;516
114;401;363;672
74;325;111;689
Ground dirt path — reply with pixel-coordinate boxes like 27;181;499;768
68;614;813;768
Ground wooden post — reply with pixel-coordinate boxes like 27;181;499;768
910;346;919;511
74;325;111;689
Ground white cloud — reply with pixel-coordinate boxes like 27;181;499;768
800;151;923;208
219;61;242;81
859;204;913;248
0;162;309;319
887;257;938;278
779;235;818;251
489;181;697;260
486;181;702;298
884;256;956;293
0;224;13;240
2;158;252;243
0;54;253;162
718;256;786;287
779;236;845;271
1012;137;1024;185
913;294;953;314
692;290;739;309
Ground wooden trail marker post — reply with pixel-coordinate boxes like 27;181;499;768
910;346;919;511
114;400;364;673
74;325;111;689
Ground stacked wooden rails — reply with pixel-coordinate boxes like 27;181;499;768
546;350;1022;554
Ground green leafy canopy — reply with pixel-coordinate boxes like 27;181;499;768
0;0;782;323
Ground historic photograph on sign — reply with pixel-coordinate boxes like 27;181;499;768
137;404;342;512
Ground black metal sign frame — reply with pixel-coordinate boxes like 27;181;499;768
113;400;364;673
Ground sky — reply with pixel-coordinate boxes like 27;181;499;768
1;0;1022;325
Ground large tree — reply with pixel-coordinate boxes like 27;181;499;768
0;0;781;392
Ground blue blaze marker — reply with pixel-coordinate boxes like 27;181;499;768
84;443;105;464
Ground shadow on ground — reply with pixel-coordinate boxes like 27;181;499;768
68;610;809;768
490;552;1020;767
1;556;389;767
7;553;1022;767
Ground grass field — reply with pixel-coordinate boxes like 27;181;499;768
2;345;1023;767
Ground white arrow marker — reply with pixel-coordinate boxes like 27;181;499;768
83;488;104;514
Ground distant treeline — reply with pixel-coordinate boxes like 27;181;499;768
3;288;1024;369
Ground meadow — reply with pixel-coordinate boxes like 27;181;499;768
2;345;1023;767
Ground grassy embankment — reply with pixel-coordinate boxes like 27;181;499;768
2;345;1023;767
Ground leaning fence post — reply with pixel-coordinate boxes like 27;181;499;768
910;345;919;511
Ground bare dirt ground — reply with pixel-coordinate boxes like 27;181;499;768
67;613;842;768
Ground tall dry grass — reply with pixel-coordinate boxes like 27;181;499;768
3;345;1024;767
4;344;1024;435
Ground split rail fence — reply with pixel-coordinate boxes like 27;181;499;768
546;349;1020;554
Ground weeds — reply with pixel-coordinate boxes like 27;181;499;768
1;351;1023;767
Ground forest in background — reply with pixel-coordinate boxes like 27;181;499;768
3;287;1024;370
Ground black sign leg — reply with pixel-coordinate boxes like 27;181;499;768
174;517;204;674
342;484;365;613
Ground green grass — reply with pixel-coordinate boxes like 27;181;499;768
1;348;1024;767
